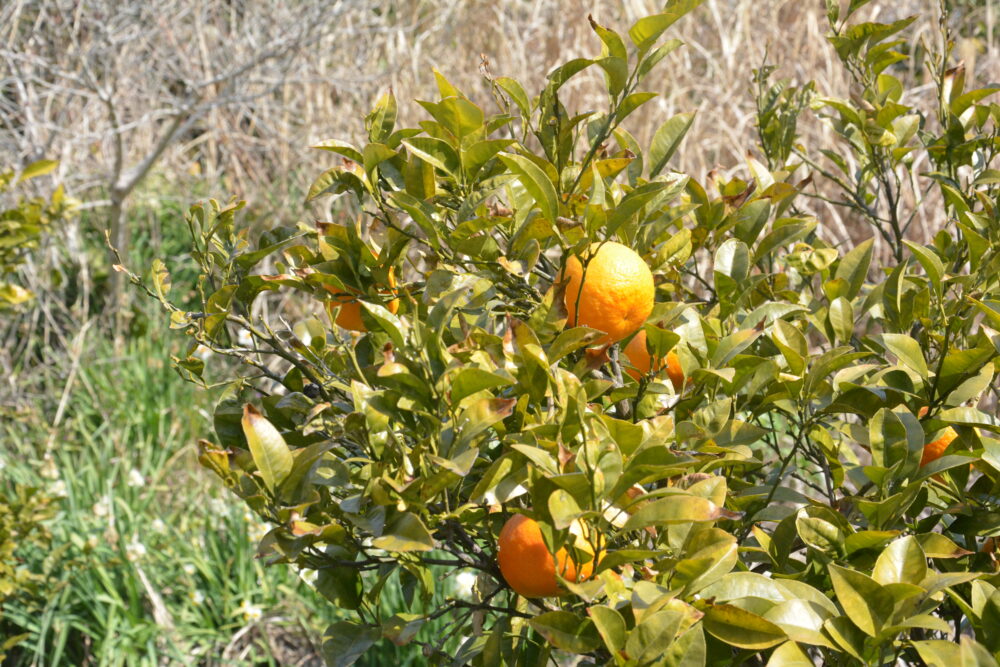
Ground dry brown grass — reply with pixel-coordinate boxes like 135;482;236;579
2;1;997;260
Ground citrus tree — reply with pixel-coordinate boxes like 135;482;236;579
134;1;1000;664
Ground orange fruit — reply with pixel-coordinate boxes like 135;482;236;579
497;514;599;598
920;427;957;467
622;331;686;391
325;269;399;332
559;242;654;345
665;351;685;391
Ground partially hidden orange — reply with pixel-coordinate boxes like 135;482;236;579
916;406;964;471
559;242;654;345
325;269;399;332
497;514;599;598
622;330;686;391
920;427;958;467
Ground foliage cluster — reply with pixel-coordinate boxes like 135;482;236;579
142;0;1000;664
0;160;76;309
0;483;57;661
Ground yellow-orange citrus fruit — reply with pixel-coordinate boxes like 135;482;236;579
325;269;399;332
921;427;957;467
497;514;598;598
560;242;654;344
665;351;685;391
622;332;686;391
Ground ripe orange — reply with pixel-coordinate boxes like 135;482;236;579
920;427;957;467
559;242;654;345
325;269;399;332
622;331;686;391
497;514;598;598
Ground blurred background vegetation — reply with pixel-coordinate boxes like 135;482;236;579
0;0;996;664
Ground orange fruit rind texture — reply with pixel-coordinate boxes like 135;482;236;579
560;242;654;345
497;514;600;598
622;330;686;391
920;426;958;467
916;407;974;475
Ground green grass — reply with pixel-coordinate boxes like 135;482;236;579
2;329;335;665
1;198;463;666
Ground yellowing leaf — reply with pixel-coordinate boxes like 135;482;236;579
241;404;293;492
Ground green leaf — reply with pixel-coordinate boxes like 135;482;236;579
370;512;435;552
913;640;962;667
316;566;363;610
312;139;364;164
915;532;973;559
402;137;460;176
796;513;845;555
880;333;928;378
702;603;786;649
241;404;293;492
764;600;836;648
496;77;530;118
606;180;679;235
844;530;900;555
753;220;816;264
772;319;807;375
904;240;945;297
916;637;1000;667
386;190;441;248
589;16;627;61
829;297;854;344
588;606;627;656
615;92;658;122
871;535;927;586
621;495;723;531
625;610;683;663
767;642;814;666
628;0;704;52
278;440;336;503
366;90;397;142
360;301;407;350
529;611;601;654
834;238;873;299
595;56;629;97
674;528;739;595
548;327;605;362
450;368;514;404
637;39;685;80
150;259;171;302
546;58;594;91
16;159;58;183
420;96;484;140
946;361;994;407
827;564;892;637
697;572;788;603
362;143;397;177
663;624;706;667
648;112;696;177
462;138;513;181
322;622;379;667
306;166;365;202
715;238;751;282
499;153;559;223
547;490;583;530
